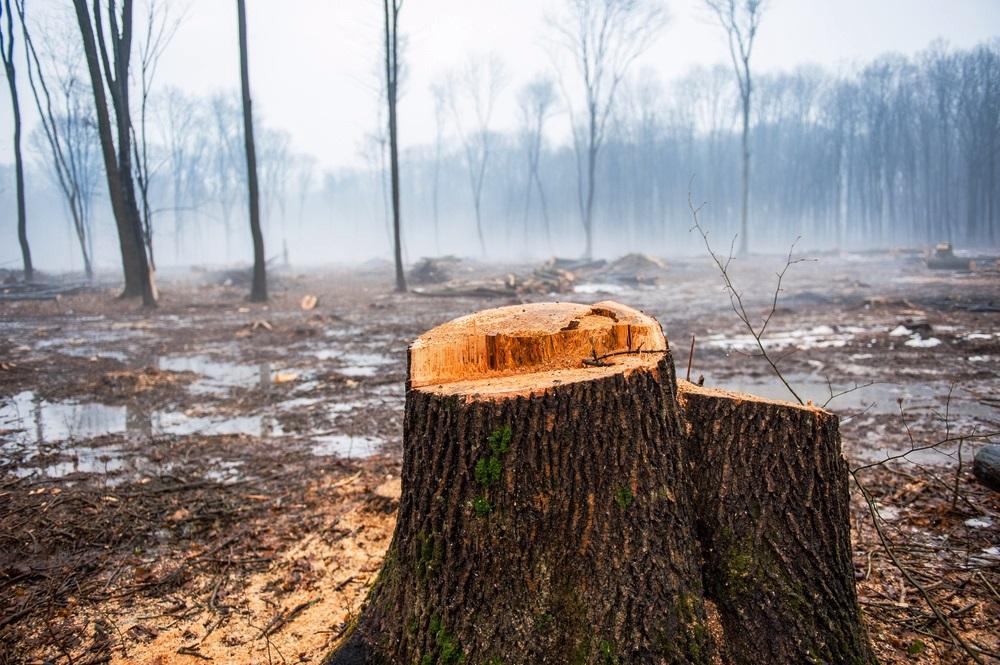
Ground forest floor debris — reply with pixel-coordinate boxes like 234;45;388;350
1;252;998;664
411;262;575;298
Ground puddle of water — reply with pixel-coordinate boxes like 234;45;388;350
853;441;966;467
1;391;127;444
710;373;998;468
18;444;127;479
965;516;993;529
311;434;382;459
2;392;285;451
204;459;244;483
336;351;395;378
158;355;266;394
306;347;396;377
150;412;284;437
326;396;388;415
280;396;322;411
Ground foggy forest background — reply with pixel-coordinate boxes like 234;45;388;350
2;3;999;274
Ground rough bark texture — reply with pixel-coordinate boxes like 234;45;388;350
325;303;874;664
237;0;267;303
329;354;714;664
72;0;155;305
679;382;874;665
1;0;33;281
384;0;406;293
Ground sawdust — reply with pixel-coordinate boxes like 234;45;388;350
108;475;397;665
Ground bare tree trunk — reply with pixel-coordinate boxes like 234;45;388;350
533;167;552;251
72;0;155;306
739;96;750;255
583;141;597;259
1;0;33;281
237;0;266;303
384;0;406;292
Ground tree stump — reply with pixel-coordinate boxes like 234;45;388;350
679;383;873;664
325;301;873;665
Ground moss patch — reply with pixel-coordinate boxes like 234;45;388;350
415;531;440;580
472;426;513;517
614;486;634;510
474;457;503;488
473;496;492;516
420;614;465;665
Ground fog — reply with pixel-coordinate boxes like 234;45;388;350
1;0;999;274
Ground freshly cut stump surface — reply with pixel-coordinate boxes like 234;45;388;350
325;301;873;665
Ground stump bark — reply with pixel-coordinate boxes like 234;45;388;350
679;382;873;664
326;301;873;665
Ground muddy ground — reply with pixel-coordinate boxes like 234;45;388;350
1;252;998;664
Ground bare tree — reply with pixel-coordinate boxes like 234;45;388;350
294;153;316;228
258;127;291;257
18;0;99;277
161;87;209;261
130;0;181;270
72;0;156;305
383;0;405;291
445;54;506;256
0;0;32;280
206;92;243;258
517;75;556;251
236;0;266;302
705;0;766;255
550;0;667;259
429;82;446;253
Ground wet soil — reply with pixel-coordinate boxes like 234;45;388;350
1;254;998;664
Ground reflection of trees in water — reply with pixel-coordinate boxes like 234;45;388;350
126;403;152;440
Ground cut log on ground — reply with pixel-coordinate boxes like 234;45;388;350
325;301;874;665
411;267;575;299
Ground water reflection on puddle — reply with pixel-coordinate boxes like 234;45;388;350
1;387;385;479
158;355;267;394
1;391;126;443
311;434;382;459
308;350;395;378
0;391;285;445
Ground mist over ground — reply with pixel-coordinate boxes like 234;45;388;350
1;1;999;274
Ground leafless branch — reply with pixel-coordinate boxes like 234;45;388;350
687;186;805;404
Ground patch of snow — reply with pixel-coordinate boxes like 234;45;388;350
966;332;994;340
704;325;858;352
889;325;912;337
574;283;625;295
964;516;993;529
904;335;942;348
969;356;991;363
877;505;901;521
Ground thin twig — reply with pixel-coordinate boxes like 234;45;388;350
687;186;806;404
852;470;986;664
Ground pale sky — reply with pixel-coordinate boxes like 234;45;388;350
3;0;1000;171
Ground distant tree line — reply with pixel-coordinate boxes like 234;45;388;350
3;2;999;293
387;39;1000;255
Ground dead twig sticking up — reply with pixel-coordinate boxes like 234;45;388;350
687;186;809;404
